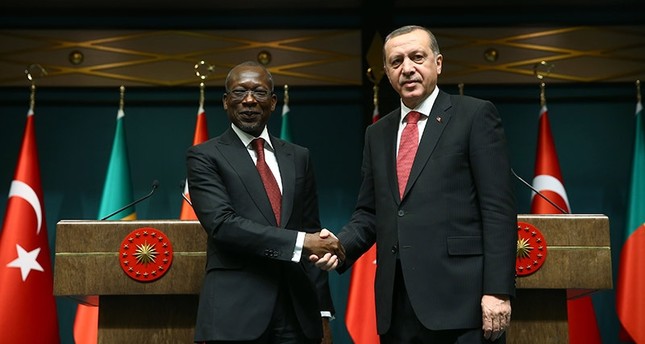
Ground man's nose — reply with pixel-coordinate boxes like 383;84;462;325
241;91;257;102
401;58;416;74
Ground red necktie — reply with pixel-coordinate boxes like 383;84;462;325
397;111;421;198
252;138;282;225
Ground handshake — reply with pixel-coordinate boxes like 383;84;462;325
303;229;346;271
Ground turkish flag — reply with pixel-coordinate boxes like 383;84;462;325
530;104;600;344
0;109;60;343
180;106;209;220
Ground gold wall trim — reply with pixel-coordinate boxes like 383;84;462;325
0;26;643;87
0;29;362;87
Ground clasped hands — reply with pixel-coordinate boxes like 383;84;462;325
304;229;345;270
481;294;511;342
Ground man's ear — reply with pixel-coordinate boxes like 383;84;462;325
435;54;443;75
270;93;277;111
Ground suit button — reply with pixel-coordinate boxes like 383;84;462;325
398;210;405;217
391;244;398;254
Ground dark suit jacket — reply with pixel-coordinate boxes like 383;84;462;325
338;90;517;334
187;127;333;342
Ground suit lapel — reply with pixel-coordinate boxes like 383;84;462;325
380;110;402;204
272;137;294;228
218;129;278;226
403;91;453;199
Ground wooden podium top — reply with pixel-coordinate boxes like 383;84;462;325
53;220;206;299
53;214;612;301
516;214;612;292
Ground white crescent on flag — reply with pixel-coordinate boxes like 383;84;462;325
8;180;42;235
531;174;571;211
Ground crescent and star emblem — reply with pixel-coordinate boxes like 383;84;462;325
5;179;45;282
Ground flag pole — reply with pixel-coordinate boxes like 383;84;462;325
284;84;289;106
366;68;378;105
637;80;641;103
194;60;213;110
533;60;553;108
24;64;47;112
199;82;205;109
280;85;292;142
119;85;125;112
367;68;380;124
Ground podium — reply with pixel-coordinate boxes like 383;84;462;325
508;214;612;343
53;215;612;343
53;220;207;343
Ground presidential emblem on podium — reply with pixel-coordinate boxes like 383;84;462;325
119;227;174;282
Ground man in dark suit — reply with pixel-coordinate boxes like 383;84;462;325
187;61;343;344
313;25;517;343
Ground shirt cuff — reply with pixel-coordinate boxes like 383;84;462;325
320;311;333;319
291;231;305;262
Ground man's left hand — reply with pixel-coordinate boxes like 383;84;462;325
481;294;511;342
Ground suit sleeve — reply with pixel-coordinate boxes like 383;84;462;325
469;100;517;296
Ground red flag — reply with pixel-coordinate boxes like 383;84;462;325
0;109;60;343
345;103;380;343
345;245;378;344
616;99;645;343
530;105;570;214
530;104;600;344
180;106;209;220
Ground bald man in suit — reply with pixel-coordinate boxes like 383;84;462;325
187;61;343;344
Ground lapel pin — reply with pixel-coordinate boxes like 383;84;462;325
436;116;442;123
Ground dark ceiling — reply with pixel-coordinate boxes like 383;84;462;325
0;1;642;34
1;0;643;10
1;0;644;20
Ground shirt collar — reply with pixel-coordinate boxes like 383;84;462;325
400;86;440;123
230;124;274;151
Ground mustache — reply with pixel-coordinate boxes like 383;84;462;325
399;78;421;85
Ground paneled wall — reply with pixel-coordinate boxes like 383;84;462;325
0;81;637;343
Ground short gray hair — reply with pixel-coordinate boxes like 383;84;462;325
383;25;441;64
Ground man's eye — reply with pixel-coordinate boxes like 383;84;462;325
412;55;425;63
254;90;268;97
390;60;402;68
232;90;246;96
